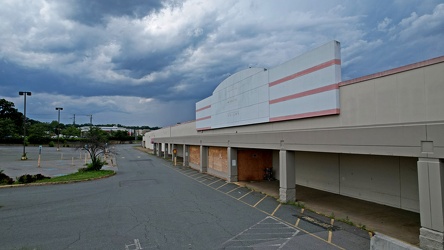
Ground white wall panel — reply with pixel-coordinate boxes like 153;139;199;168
270;90;339;119
339;154;401;208
295;152;340;193
269;66;340;100
400;157;419;212
195;40;341;131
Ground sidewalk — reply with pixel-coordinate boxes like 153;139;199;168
237;180;420;247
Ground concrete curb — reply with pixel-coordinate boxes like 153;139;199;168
370;232;420;250
0;171;116;188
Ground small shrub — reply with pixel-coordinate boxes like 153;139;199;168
78;167;88;173
17;174;34;184
48;141;55;147
33;174;50;181
16;174;51;184
0;170;14;185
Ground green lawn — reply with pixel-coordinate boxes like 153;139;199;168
36;170;115;183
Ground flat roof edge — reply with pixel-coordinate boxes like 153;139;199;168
339;55;444;87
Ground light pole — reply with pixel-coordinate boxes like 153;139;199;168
55;107;63;151
18;91;31;160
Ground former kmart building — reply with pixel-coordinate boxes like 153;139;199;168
143;41;444;249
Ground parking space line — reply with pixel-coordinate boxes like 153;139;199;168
194;175;207;180
237;190;253;200
226;186;241;194
215;182;228;190
271;203;281;216
188;172;201;177
253;195;268;207
328;230;333;243
200;177;218;183
208;179;222;186
295;208;304;227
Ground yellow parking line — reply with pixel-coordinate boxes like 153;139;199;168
208;179;221;185
295;218;300;227
237;190;253;200
271;203;281;216
253;195;267;207
188;172;201;177
194;175;207;180
215;182;228;190
295;208;305;226
226;186;241;194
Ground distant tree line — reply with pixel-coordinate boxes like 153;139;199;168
0;98;158;145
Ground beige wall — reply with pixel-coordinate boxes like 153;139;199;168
293;152;419;212
295;152;340;194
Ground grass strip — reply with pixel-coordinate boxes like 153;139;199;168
36;170;115;183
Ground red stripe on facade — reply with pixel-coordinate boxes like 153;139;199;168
269;84;338;104
269;59;341;87
196;116;211;122
196;105;211;112
269;108;340;122
340;55;444;87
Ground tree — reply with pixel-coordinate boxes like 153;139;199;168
0;118;17;138
0;99;23;133
62;125;81;138
27;123;50;144
77;127;113;171
109;130;132;143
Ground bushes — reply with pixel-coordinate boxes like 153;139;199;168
0;170;14;185
16;174;50;184
0;171;51;185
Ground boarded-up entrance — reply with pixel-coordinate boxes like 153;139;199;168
238;149;273;181
208;147;228;175
189;145;200;169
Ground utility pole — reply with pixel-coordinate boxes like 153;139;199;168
56;107;63;151
18;91;31;160
72;114;76;125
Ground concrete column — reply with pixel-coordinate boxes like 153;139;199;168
156;143;161;157
200;145;208;173
279;150;296;203
227;147;238;182
163;143;169;159
183;144;189;167
171;143;176;162
418;158;444;250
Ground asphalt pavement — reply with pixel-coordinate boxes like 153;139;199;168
0;145;116;179
0;145;370;249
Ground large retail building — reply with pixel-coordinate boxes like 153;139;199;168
143;41;444;249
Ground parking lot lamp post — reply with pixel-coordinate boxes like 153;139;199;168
55;107;63;151
18;91;31;160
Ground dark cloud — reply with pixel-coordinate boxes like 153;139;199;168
60;0;164;26
1;0;443;126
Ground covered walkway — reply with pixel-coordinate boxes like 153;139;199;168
237;180;420;246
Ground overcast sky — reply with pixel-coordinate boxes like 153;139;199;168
1;0;443;127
